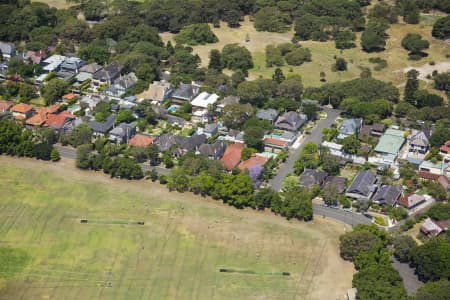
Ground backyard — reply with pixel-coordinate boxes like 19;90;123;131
0;156;354;300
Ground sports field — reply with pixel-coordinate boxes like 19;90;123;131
0;156;354;300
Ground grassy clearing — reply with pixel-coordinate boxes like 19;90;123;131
162;17;449;90
0;157;354;300
32;0;72;9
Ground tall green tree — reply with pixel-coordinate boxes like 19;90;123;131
404;69;420;104
208;49;222;71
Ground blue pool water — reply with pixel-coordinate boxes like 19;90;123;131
168;105;177;113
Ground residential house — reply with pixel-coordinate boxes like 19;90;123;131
24;50;46;65
92;61;123;88
299;169;328;188
109;122;136;144
221;143;244;171
10;103;34;120
338;118;363;139
322;176;347;194
197;123;218;138
144;80;173;103
174;134;207;156
154;133;183;152
44;110;77;133
408;130;430;155
0;61;8;79
191;109;210;123
191;91;219;109
42;55;66;73
79;63;102;74
199;141;227;160
358;123;385;140
129;134;155;147
166;115;186;127
439;140;450;163
0;42;16;60
418;160;448;176
0;100;13;113
420;218;450;237
216;95;240;112
88;114;116;137
256;108;279;124
25;104;60;127
346;170;377;202
263;137;289;153
274;111;307;132
374;128;406;163
104;72;138;98
398;193;426;211
239;154;269;171
60;57;85;74
172;82;200;104
372;185;402;206
62;93;77;102
80;96;101;111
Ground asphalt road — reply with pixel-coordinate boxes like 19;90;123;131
268;107;341;192
391;257;423;295
312;204;372;226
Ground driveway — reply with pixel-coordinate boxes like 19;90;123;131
268;107;341;192
391;257;423;295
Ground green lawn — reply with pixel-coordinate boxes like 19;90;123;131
0;157;354;300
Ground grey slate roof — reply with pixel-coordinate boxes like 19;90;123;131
372;185;402;206
199;141;227;159
93;61;123;82
204;123;218;134
347;170;377;196
172;83;197;101
256;109;278;122
155;133;183;152
410;131;430;147
88;114;116;134
323;176;347;194
180;134;207;151
274;111;307;131
109;122;136;139
299;169;328;187
0;42;15;56
340;118;363;136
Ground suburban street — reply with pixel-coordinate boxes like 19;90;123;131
313;204;372;226
268;107;341;192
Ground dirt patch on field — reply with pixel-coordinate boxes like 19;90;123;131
404;61;450;82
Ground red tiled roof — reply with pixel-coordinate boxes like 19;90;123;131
263;137;288;148
26;108;48;126
45;110;75;129
62;93;77;100
418;171;440;181
0;100;13;113
129;134;155;147
221;143;244;170
11;103;33;114
238;155;269;171
437;175;450;189
440;145;450;154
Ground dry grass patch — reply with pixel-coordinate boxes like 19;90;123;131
0;156;355;300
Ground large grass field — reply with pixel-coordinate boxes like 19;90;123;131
0;156;354;300
161;16;450;91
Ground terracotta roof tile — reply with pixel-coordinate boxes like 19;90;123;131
221;143;244;170
11;103;33;114
129;134;155;147
418;171;440;181
238;155;269;171
263;137;288;147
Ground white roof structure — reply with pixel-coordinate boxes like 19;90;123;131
191;92;219;109
42;55;66;72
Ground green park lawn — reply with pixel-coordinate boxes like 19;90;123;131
0;156;354;300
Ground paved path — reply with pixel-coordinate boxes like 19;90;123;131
391;257;423;295
313;204;372;226
268;107;341;192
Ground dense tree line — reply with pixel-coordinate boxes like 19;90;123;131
0;119;59;161
339;225;408;300
304;77;399;107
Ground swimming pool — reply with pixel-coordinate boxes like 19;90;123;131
168;105;178;113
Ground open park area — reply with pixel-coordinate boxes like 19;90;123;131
0;156;354;300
